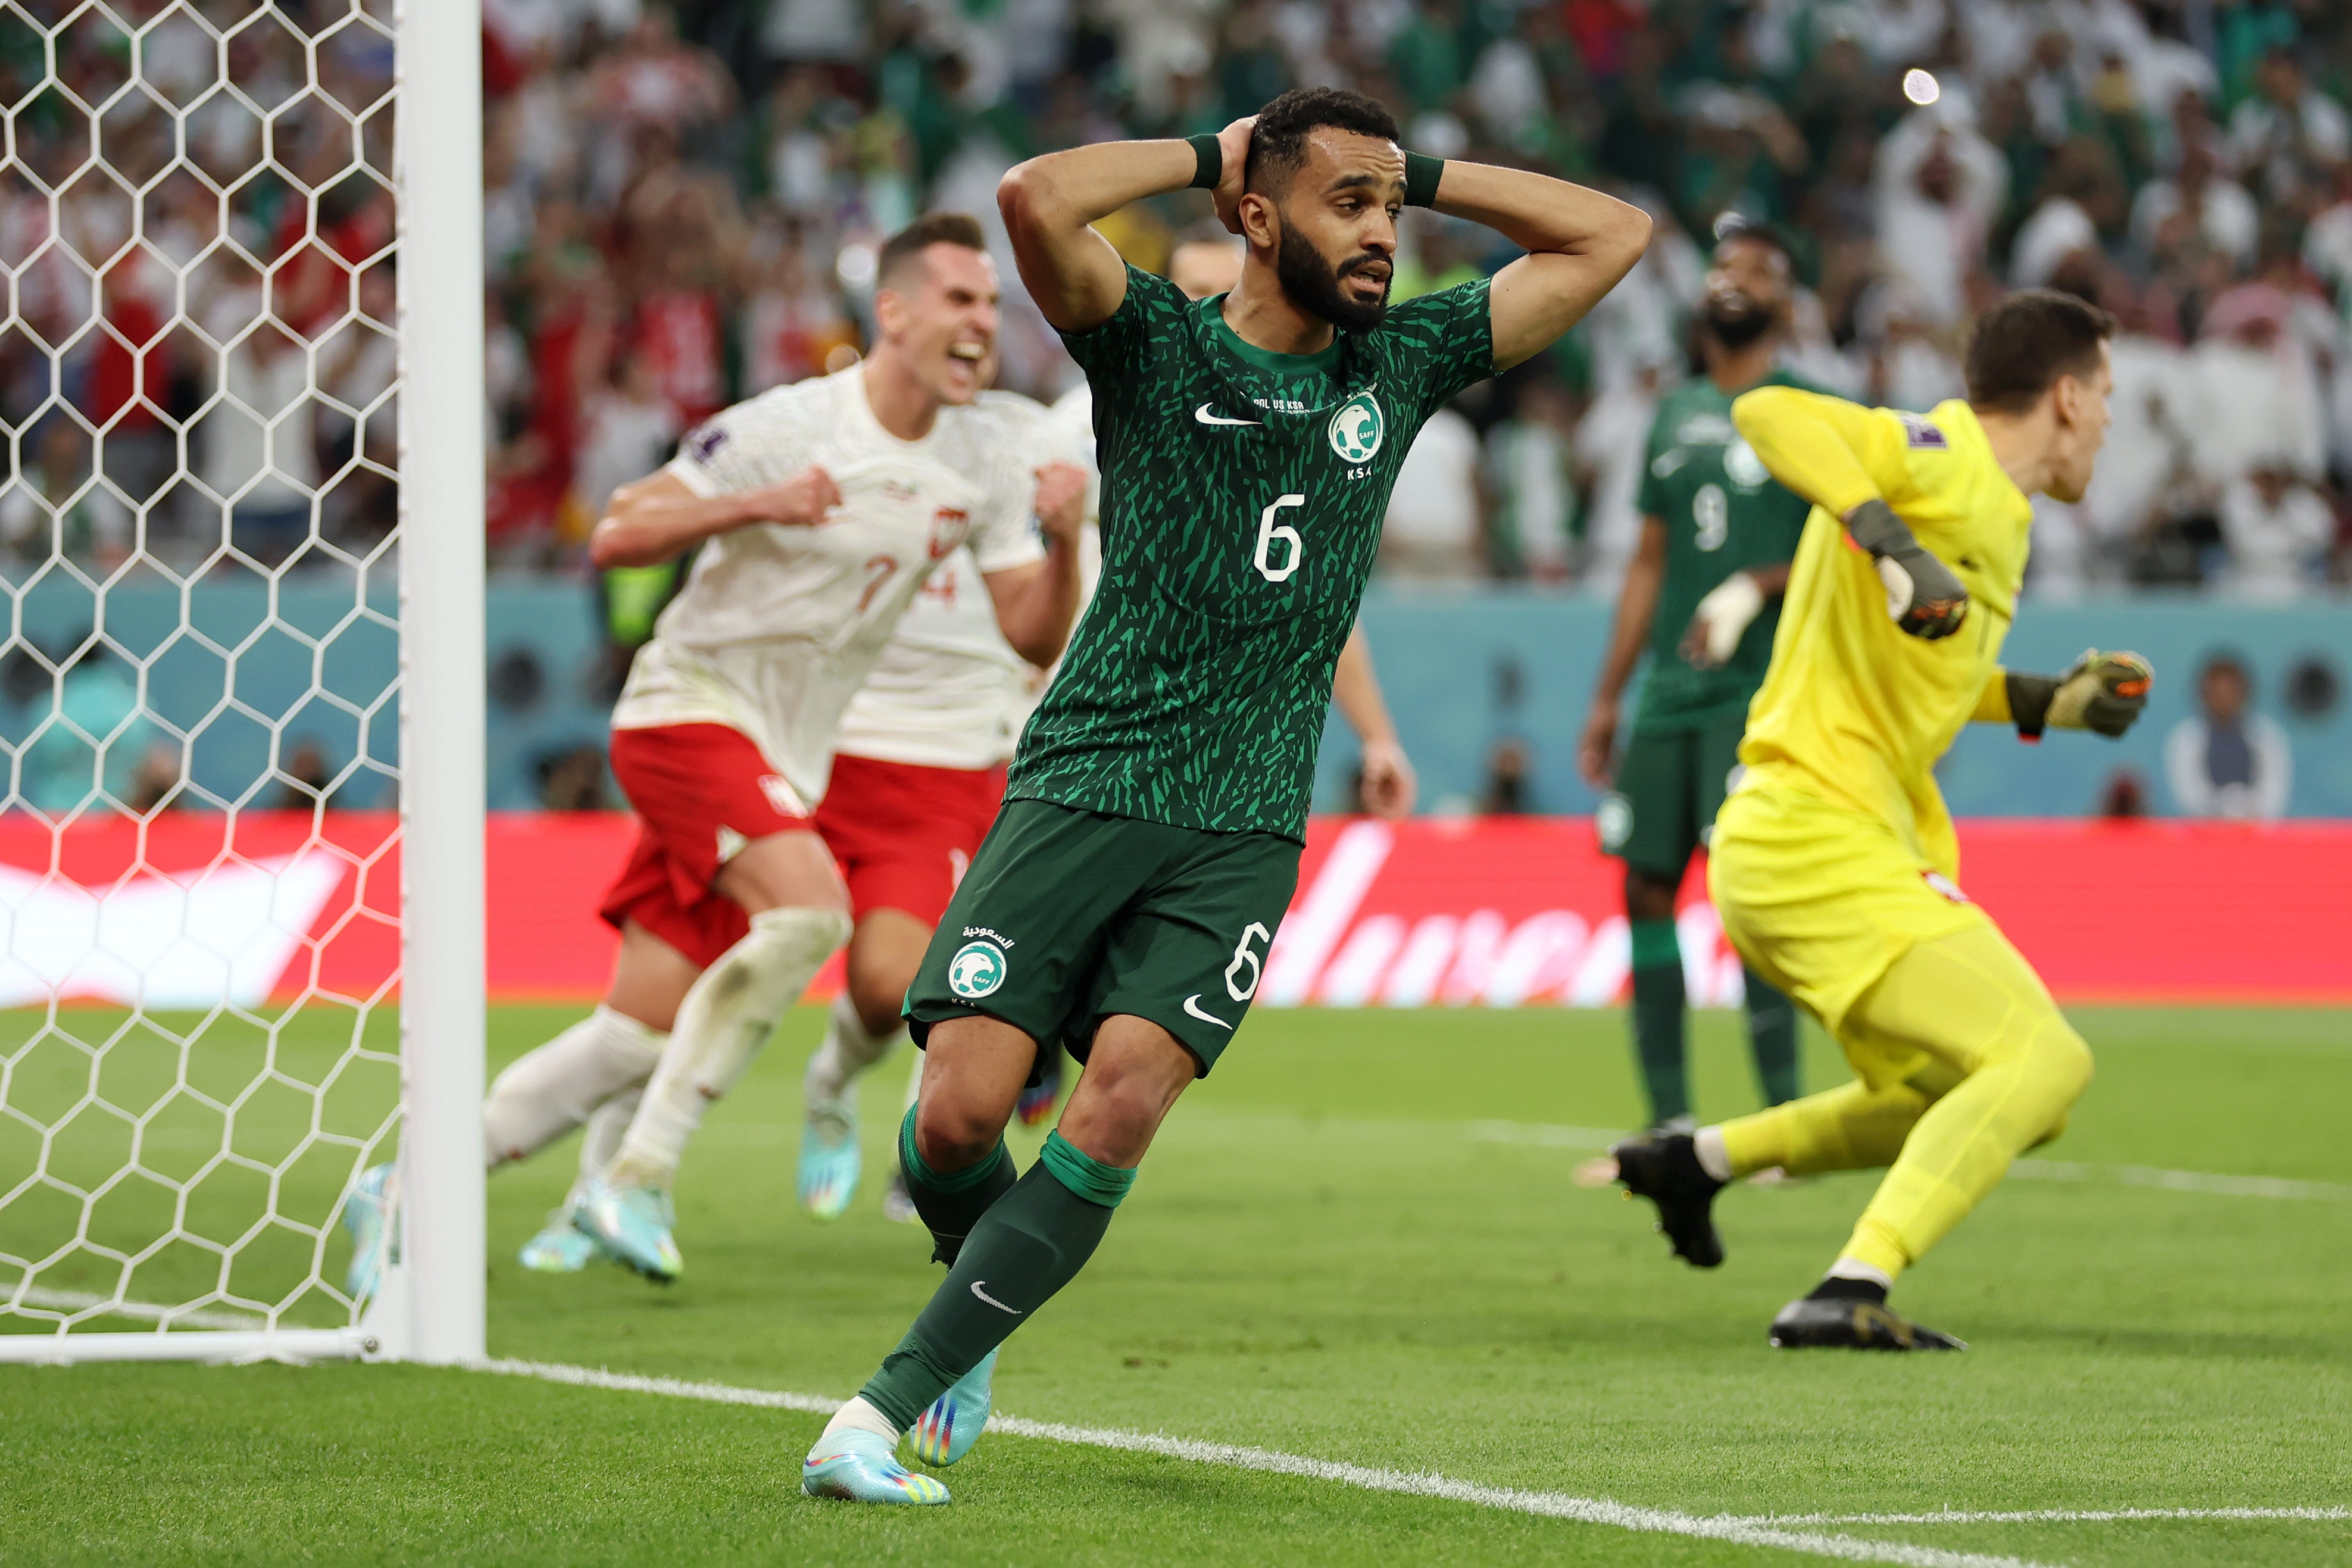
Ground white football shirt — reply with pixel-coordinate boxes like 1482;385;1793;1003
610;363;1042;808
832;388;1100;770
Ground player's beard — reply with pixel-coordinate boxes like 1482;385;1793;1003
1276;222;1389;333
1703;293;1779;349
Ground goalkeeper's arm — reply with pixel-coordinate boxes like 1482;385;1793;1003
1730;386;1968;640
1974;651;2154;741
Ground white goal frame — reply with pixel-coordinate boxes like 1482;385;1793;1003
0;0;484;1367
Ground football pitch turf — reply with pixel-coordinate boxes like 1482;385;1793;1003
4;1003;2347;1566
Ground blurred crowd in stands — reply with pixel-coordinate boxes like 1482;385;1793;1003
4;0;2352;596
486;0;2352;595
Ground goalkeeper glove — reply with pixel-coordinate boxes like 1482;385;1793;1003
1682;571;1766;669
2006;649;2153;741
1844;499;1968;640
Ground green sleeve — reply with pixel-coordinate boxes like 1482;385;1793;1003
1633;402;1671;521
1057;265;1177;388
1380;277;1494;425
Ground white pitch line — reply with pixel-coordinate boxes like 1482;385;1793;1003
2005;1162;2352;1202
477;1358;2054;1568
1741;1508;2348;1526
1456;1120;2352;1201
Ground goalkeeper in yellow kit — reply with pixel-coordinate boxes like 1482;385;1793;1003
1608;289;2154;1351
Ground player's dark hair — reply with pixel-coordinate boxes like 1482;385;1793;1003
1963;288;2116;414
1710;214;1794;268
877;211;988;290
1245;87;1401;197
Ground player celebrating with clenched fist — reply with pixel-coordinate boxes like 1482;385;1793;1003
1608;289;2155;1351
802;88;1651;1504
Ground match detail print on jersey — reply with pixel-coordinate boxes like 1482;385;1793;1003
1012;267;1493;841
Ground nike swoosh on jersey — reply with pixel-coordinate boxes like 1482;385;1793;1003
1182;994;1233;1029
1194;404;1261;426
970;1280;1023;1314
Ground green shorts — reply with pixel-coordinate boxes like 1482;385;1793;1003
1597;718;1748;879
905;798;1302;1077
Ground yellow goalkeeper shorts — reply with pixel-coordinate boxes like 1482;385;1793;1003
1707;780;1989;1037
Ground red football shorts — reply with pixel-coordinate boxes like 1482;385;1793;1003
599;723;814;969
812;752;1006;928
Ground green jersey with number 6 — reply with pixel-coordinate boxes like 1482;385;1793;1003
1628;368;1818;737
1011;264;1494;841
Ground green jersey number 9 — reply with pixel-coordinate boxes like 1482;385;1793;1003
1693;483;1729;552
1255;493;1305;582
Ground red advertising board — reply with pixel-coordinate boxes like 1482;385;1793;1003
0;812;2344;1008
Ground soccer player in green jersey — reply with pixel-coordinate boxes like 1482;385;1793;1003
1575;220;1813;1153
803;87;1651;1504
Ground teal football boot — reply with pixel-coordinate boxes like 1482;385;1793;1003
803;1428;949;1504
798;1099;860;1220
517;1219;597;1272
570;1177;682;1282
339;1162;395;1302
908;1348;995;1467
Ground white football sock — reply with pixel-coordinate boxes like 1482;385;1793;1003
483;1005;666;1169
1692;1125;1733;1183
610;904;851;1189
563;1087;641;1208
803;989;908;1115
1826;1257;1895;1290
820;1395;901;1443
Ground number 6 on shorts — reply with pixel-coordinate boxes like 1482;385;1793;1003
1225;922;1272;1002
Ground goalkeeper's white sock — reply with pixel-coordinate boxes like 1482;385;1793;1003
1692;1125;1733;1183
804;989;907;1115
609;905;852;1189
820;1395;901;1443
483;1005;666;1169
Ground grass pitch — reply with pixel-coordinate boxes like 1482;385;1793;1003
5;1004;2348;1566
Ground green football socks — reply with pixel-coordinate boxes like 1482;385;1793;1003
1628;919;1690;1128
898;1106;1015;1266
860;1133;1135;1432
1743;967;1801;1106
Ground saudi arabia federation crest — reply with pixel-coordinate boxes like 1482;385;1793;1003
1327;390;1383;463
948;941;1007;998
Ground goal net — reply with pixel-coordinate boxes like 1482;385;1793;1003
0;0;482;1363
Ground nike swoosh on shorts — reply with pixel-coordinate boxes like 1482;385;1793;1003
970;1280;1023;1314
1182;994;1233;1029
1194;404;1260;426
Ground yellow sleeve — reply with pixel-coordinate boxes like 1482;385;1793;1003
1972;667;2012;724
1730;386;1915;520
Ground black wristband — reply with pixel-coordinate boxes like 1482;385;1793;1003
2006;670;2058;742
1841;498;1911;558
1404;150;1444;208
1186;134;1221;190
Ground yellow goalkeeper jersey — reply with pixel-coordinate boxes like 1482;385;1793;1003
1726;388;2033;869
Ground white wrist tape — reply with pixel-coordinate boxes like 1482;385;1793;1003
1691;572;1766;667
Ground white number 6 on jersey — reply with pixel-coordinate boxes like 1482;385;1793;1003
1255;493;1305;582
1225;922;1272;1001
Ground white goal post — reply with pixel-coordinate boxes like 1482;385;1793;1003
0;0;483;1365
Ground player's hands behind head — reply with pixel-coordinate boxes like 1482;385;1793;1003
751;463;842;528
1032;461;1087;544
1842;499;1967;640
2050;648;2153;736
1214;117;1256;235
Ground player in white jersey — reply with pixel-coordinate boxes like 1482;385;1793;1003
344;215;1088;1293
792;237;1420;1227
792;386;1089;1223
